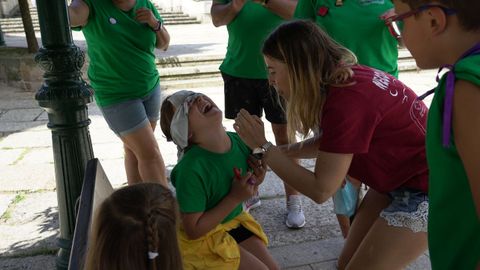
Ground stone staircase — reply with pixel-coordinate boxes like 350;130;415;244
0;6;200;34
157;48;419;90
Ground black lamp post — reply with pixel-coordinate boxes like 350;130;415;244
34;0;94;268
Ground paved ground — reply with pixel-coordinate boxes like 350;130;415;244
0;22;438;269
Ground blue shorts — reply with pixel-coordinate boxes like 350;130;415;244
379;188;428;233
99;85;161;137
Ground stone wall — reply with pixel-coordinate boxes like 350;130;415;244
0;47;88;92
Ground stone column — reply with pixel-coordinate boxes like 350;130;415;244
34;0;94;269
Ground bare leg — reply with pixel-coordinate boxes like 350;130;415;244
337;189;427;270
271;123;300;198
337;189;390;269
346;219;427;270
336;214;351;239
124;145;141;185
238;246;268;270
239;236;279;270
121;121;167;186
335;177;362;238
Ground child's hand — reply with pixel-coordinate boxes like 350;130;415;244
248;155;266;186
230;168;257;202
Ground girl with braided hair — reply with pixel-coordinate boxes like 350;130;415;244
160;90;278;270
84;183;182;270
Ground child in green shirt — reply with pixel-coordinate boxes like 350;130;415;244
391;1;480;269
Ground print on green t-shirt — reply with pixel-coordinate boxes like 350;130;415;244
79;0;161;106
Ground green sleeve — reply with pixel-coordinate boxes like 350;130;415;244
294;0;316;20
172;166;208;214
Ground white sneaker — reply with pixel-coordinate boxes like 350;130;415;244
243;193;261;212
286;195;306;229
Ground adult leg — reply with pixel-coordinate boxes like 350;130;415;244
337;189;390;269
239;236;279;270
345;218;427;270
124;121;161;185
271;123;300;199
268;100;305;228
334;177;362;238
121;121;167;186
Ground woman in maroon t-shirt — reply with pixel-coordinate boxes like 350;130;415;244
234;20;429;269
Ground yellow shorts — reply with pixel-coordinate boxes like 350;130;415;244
178;211;268;270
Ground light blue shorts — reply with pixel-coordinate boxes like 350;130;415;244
380;188;428;233
99;84;161;137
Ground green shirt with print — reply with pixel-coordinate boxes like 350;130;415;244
217;0;285;79
294;0;398;77
426;54;480;270
171;132;251;224
78;0;161;106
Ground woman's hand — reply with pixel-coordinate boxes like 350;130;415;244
234;109;268;149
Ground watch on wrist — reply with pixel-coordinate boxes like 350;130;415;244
152;20;162;32
252;141;274;159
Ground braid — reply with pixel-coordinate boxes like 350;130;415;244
146;209;161;270
145;203;177;270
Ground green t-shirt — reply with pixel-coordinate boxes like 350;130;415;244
294;0;398;77
171;132;251;224
79;0;161;106
218;0;285;79
426;55;480;270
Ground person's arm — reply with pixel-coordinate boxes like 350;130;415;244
68;0;89;27
181;172;256;239
252;0;297;20
279;136;321;159
234;109;352;203
210;0;246;27
135;8;170;51
453;79;480;219
264;146;352;203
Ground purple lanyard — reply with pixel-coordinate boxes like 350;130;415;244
418;42;480;148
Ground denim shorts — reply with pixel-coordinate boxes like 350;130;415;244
99;84;161;137
221;72;287;124
379;188;428;233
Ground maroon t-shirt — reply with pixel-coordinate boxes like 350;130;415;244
319;65;428;193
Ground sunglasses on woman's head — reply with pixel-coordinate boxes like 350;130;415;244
386;4;456;39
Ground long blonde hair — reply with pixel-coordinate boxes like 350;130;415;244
262;20;357;140
84;183;183;270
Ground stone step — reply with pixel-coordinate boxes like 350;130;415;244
156;49;417;89
156;54;223;68
160;76;223;90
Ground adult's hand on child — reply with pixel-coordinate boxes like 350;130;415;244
135;7;157;29
234;109;267;149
